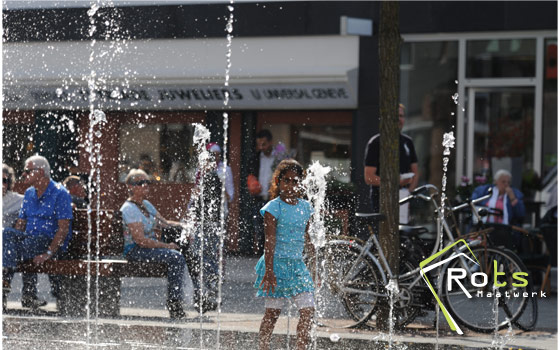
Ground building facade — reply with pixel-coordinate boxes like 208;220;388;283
3;1;556;253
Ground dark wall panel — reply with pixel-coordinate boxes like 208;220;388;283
6;1;554;43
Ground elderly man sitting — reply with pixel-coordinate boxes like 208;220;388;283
471;169;526;226
2;155;72;311
471;169;526;251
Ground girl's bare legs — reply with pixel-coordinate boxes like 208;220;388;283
259;308;281;350
297;307;314;350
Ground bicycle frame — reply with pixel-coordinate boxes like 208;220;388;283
339;184;493;298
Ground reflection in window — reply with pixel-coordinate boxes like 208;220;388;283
399;41;459;188
265;124;351;184
472;89;534;186
296;126;351;183
119;123;196;183
467;39;536;78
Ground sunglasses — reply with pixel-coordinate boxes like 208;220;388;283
131;179;151;186
2;177;10;184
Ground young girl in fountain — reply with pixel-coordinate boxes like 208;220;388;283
254;159;316;350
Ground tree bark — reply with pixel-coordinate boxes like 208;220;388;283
377;0;401;331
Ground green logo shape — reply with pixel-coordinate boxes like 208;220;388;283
419;239;480;335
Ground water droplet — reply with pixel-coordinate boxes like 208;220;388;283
452;93;459;105
87;4;99;17
88;25;97;37
91;109;107;126
442;132;455;149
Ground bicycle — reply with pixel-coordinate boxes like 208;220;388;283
315;184;536;333
447;199;538;332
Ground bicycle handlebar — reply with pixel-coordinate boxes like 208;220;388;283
477;207;503;218
411;184;439;195
450;187;493;212
399;184;438;205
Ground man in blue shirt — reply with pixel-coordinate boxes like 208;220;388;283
3;155;72;311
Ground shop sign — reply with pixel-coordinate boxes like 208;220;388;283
3;83;357;110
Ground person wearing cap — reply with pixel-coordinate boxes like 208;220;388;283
364;103;419;224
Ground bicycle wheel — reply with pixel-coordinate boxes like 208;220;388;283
502;250;538;331
442;246;529;333
365;255;422;329
315;240;385;328
511;284;538;331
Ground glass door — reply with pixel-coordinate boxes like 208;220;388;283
466;87;535;188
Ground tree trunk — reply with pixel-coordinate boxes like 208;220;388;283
377;1;401;332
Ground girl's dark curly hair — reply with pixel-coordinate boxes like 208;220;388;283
268;159;305;199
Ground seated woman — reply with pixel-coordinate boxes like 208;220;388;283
120;169;188;319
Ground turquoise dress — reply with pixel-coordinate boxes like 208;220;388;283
254;197;314;298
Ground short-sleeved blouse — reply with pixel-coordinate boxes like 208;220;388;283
120;200;158;256
259;197;313;259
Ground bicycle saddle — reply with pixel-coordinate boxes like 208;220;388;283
398;225;429;237
355;212;386;225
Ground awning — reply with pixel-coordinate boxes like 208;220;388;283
3;35;359;110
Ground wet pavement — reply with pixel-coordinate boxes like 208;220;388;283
3;256;558;349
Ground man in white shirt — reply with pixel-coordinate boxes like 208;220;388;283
249;129;274;254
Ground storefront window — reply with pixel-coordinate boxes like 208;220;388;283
471;88;535;188
296;125;352;183
263;123;352;184
399;41;459;189
467;39;536;78
118;123;197;183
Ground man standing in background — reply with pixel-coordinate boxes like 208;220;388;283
364;103;419;224
247;129;275;254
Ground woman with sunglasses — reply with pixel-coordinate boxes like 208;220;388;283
120;168;188;319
